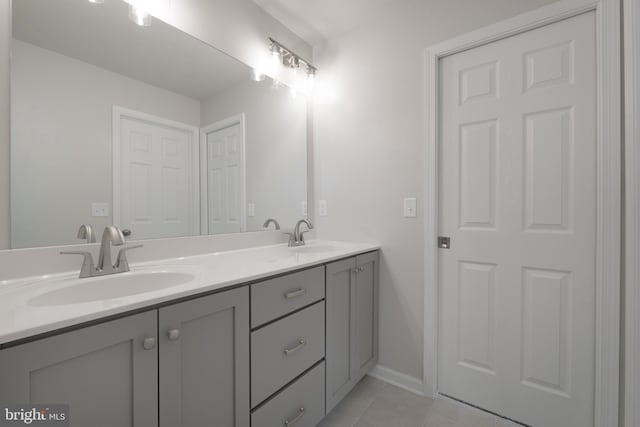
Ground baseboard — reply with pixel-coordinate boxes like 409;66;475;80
367;364;424;396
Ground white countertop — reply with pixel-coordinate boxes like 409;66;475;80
0;240;379;346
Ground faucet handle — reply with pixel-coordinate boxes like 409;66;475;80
60;251;96;278
282;231;296;247
115;244;144;271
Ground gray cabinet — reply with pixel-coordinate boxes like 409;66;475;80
325;252;379;414
158;287;249;427
0;311;159;427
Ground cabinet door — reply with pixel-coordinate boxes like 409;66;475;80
325;257;357;414
158;287;249;427
0;311;158;427
355;251;379;381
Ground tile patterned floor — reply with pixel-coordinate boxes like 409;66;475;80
318;376;521;427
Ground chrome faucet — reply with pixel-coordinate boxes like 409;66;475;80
61;226;143;278
287;219;313;247
263;218;281;230
97;226;125;272
77;224;96;243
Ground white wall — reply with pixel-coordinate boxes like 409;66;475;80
623;0;640;424
201;79;307;232
0;1;9;249
11;40;201;248
312;0;557;381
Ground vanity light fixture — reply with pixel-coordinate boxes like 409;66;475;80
268;38;317;89
128;4;152;27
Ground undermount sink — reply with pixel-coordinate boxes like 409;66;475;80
29;271;195;306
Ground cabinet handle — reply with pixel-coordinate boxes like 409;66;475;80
284;288;306;299
283;339;307;356
142;337;156;350
283;407;306;426
168;329;181;341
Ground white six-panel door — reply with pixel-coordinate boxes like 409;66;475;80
117;111;199;240
438;12;596;427
201;122;245;235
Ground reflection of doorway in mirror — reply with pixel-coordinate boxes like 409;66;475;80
200;114;247;235
113;106;200;240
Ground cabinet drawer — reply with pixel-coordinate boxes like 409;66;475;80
251;301;325;407
251;266;325;328
252;362;325;427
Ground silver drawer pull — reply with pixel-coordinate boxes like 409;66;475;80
284;288;306;299
283;339;307;356
284;407;306;426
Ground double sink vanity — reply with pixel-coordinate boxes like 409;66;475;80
0;0;377;425
0;240;379;426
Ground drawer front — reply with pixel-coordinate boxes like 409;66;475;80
251;301;325;407
252;362;325;427
251;266;325;328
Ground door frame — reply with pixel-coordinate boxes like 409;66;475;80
112;106;201;236
623;0;640;425
199;113;247;235
422;1;622;426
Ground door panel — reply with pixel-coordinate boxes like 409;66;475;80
0;312;158;427
203;123;244;235
158;287;249;427
325;257;356;414
438;12;596;427
119;114;198;239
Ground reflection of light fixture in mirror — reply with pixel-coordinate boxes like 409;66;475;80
128;5;152;27
287;56;300;73
307;66;316;90
88;0;104;3
251;69;265;82
268;37;317;90
269;42;281;59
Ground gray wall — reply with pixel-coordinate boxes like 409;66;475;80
312;0;557;381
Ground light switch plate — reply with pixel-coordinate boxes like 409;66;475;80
91;202;109;217
301;201;308;216
318;200;328;216
248;203;256;217
403;197;417;218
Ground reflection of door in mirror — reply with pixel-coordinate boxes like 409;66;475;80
114;107;200;240
201;115;246;235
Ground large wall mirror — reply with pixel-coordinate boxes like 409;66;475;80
10;0;308;249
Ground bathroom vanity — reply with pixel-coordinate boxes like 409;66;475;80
0;242;379;427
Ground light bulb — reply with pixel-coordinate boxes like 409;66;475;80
129;5;152;27
251;69;265;82
307;71;316;91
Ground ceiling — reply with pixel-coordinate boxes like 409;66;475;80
13;0;250;101
253;0;407;45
